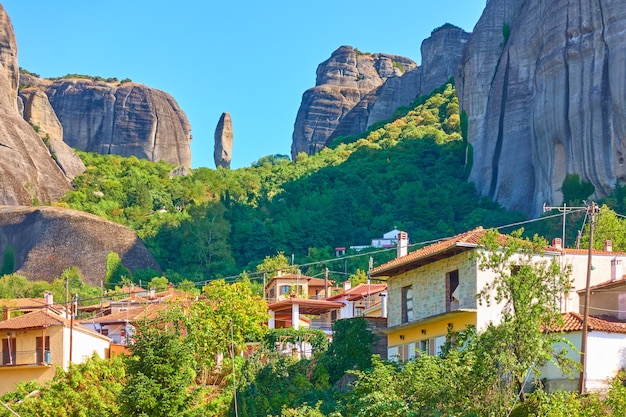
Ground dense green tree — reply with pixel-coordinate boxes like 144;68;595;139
1;354;125;417
579;205;626;251
320;318;374;384
474;229;577;406
119;308;196;417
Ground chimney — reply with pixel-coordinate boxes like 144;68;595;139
168;282;174;294
381;292;388;318
2;306;9;321
605;240;613;252
552;238;562;250
397;231;408;258
130;292;136;302
44;291;53;307
149;287;156;299
343;281;352;291
611;258;623;281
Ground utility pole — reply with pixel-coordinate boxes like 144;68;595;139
579;201;599;394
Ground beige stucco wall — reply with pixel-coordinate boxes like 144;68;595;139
563;252;626;314
0;325;64;395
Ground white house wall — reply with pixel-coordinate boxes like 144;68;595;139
541;331;626;392
62;328;110;369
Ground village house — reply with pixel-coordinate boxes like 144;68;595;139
0;307;110;395
369;227;626;391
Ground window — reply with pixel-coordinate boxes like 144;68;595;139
280;285;291;295
36;336;50;363
446;270;459;311
401;286;414;323
2;337;16;365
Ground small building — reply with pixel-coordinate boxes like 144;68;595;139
542;313;626;392
0;309;111;395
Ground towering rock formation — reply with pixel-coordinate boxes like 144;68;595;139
214;112;233;168
0;5;73;205
331;25;470;141
0;206;161;285
291;46;416;158
19;74;193;168
19;88;85;180
458;0;626;217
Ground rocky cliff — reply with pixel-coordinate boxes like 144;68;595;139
291;46;416;158
0;5;73;206
214;112;233;168
330;25;470;142
458;0;626;217
19;74;193;168
19;88;86;180
0;206;161;285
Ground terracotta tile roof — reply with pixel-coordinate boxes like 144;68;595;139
326;283;387;301
548;313;626;334
307;277;335;287
0;310;108;340
370;227;489;277
576;276;626;293
0;298;67;313
369;227;568;278
265;273;329;290
80;304;165;324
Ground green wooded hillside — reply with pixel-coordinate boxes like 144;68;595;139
59;83;524;283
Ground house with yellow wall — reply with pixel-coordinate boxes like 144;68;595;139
369;228;562;360
370;227;626;366
0;309;110;395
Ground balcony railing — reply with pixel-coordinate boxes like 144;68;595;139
0;350;52;367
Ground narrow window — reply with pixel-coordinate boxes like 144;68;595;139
446;270;459;311
2;337;16;365
36;336;50;363
401;286;413;323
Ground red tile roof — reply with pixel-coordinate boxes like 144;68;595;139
369;227;571;278
370;227;489;277
80;304;165;324
548;313;626;334
576;276;626;293
0;310;108;339
326;283;387;301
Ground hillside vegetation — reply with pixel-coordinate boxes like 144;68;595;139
58;83;523;283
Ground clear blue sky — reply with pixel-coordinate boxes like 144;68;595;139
2;1;486;169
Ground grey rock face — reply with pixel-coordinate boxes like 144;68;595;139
19;88;86;180
459;0;626;217
0;206;161;285
325;27;470;145
214;112;233;168
291;46;416;158
20;75;192;168
0;5;72;206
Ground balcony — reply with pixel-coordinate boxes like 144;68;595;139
0;350;52;368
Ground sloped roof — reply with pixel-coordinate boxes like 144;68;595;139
0;310;109;340
549;313;626;334
326;283;387;301
80;304;165;325
370;227;489;277
576;276;626;293
265;273;325;290
369;227;570;278
0;297;67;314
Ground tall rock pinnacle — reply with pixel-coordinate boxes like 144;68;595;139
214;112;233;169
